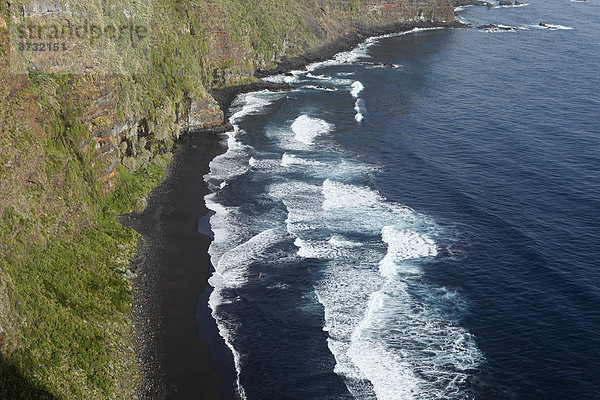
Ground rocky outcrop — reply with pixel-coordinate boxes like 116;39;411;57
478;24;518;31
0;0;459;251
452;0;493;6
0;0;461;228
183;96;225;131
539;22;559;29
62;0;458;187
0;2;458;396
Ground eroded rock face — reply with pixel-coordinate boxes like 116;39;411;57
5;0;456;188
82;0;453;185
0;2;458;392
364;0;455;23
185;97;224;131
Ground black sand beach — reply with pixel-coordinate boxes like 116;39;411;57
122;128;237;400
123;20;465;400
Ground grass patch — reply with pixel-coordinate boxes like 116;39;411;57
0;162;164;399
0;0;429;398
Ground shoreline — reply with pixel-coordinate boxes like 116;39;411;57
254;20;464;77
127;19;464;399
122;130;236;399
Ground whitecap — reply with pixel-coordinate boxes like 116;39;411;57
355;99;365;123
351;81;364;98
322;179;384;210
483;24;519;33
266;282;291;290
291;115;334;145
212;228;286;288
280;153;324;167
230;90;284;124
331;78;355;86
207;280;247;400
347;285;483;400
378;226;437;279
248;156;280;171
261;74;286;84
268;181;323;235
454;5;473;11
328;234;362;248
205;26;482;400
295;235;365;260
307;73;333;80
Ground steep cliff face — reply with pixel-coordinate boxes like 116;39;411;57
82;0;455;188
196;0;455;84
3;0;455;188
0;0;455;397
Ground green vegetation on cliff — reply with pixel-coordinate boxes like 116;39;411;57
0;69;167;397
1;0;454;398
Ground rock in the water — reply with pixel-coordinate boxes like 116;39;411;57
499;0;513;5
452;0;492;6
514;0;523;5
478;24;517;31
360;61;398;68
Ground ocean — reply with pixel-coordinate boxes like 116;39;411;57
203;0;600;398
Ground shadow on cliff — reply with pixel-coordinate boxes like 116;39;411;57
0;355;57;400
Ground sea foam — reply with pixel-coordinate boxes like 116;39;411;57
351;81;364;98
205;26;482;400
291;115;334;145
355;99;365;122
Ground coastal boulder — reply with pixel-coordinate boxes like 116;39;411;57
185;96;224;131
499;0;513;5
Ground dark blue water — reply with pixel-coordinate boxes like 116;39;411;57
205;1;600;398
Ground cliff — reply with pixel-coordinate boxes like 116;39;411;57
0;0;455;398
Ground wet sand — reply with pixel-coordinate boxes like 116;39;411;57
124;20;465;400
123;128;237;400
